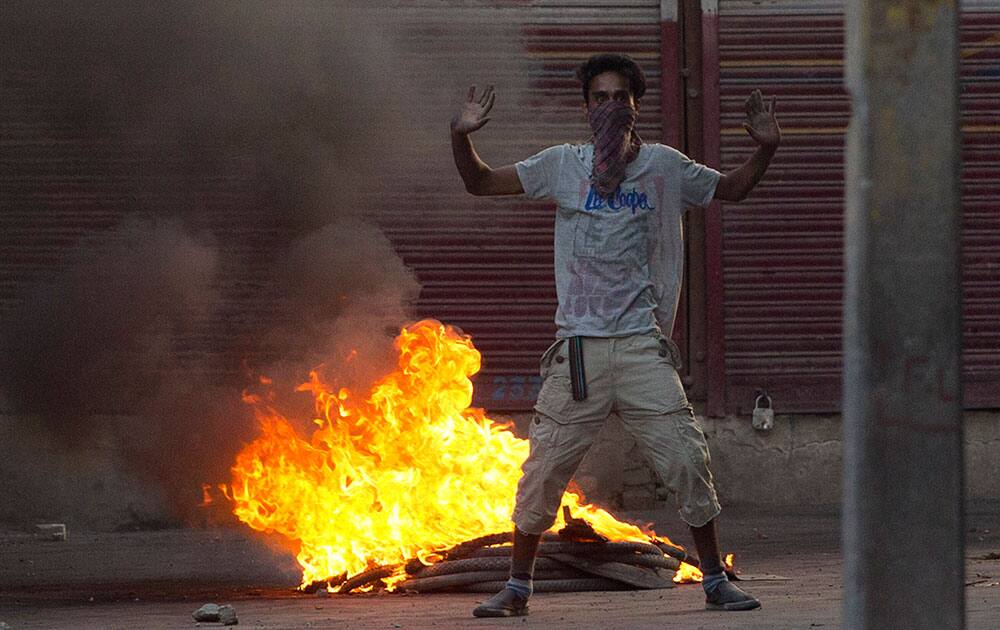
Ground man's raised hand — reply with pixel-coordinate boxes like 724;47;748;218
451;85;496;135
743;89;781;149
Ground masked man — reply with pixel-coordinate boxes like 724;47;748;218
450;53;779;616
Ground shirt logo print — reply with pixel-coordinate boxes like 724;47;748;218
583;186;656;214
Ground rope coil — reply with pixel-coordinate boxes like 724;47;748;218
325;530;695;594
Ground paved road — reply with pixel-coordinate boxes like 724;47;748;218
1;505;997;629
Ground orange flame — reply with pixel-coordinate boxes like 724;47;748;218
226;320;690;588
199;483;214;507
673;561;703;583
672;552;736;584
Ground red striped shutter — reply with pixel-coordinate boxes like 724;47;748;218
705;0;1000;413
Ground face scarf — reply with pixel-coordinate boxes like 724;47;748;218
588;99;642;198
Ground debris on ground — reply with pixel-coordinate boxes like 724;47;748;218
192;603;237;625
557;506;609;543
192;603;220;622
1;620;11;629
966;578;1000;588
316;531;687;594
34;524;66;541
218;605;238;625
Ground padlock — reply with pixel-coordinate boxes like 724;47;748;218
752;394;774;431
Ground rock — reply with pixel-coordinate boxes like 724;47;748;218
1;621;11;629
218;605;238;626
192;603;220;622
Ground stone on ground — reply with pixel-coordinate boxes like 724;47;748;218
218;604;238;625
192;603;220;622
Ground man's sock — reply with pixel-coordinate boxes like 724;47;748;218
702;571;728;594
506;575;533;598
690;518;728;594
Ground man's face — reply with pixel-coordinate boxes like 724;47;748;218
585;71;638;112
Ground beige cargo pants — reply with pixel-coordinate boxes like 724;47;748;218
511;331;721;534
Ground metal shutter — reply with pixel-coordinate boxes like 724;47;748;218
961;4;1000;407
707;0;1000;413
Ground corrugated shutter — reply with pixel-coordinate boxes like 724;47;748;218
711;0;1000;413
381;1;667;410
0;94;130;306
0;90;300;389
961;5;1000;407
712;1;847;413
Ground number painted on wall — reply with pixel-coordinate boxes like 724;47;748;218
490;375;542;402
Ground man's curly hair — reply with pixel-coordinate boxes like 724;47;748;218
575;53;647;104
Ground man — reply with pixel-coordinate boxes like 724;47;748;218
450;53;779;616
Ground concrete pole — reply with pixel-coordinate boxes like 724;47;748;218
842;1;964;629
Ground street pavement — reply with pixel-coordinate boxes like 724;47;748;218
1;504;997;629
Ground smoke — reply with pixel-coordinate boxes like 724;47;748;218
0;218;217;419
0;1;523;529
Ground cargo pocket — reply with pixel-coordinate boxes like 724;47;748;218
650;332;683;370
528;413;559;450
538;339;566;379
672;411;712;470
535;375;573;420
663;337;683;370
535;340;572;420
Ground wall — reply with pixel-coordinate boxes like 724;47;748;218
501;410;1000;513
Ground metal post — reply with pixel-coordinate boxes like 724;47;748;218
842;1;964;629
699;0;726;417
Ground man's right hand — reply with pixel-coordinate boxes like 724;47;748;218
451;85;495;135
450;84;523;196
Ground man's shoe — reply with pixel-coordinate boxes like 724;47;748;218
472;587;530;617
704;580;761;611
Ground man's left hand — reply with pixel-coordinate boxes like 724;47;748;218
743;89;780;149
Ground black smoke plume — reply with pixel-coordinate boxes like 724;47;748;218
0;1;462;528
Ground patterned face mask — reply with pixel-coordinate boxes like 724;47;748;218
588;99;642;198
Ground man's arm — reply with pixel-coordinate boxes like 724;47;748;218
714;89;780;202
451;85;524;196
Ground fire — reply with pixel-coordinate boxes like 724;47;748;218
225;320;694;588
200;483;214;507
671;552;734;584
673;561;703;583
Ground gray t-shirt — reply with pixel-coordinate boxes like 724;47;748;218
515;143;720;338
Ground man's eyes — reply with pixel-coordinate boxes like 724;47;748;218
594;93;630;104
